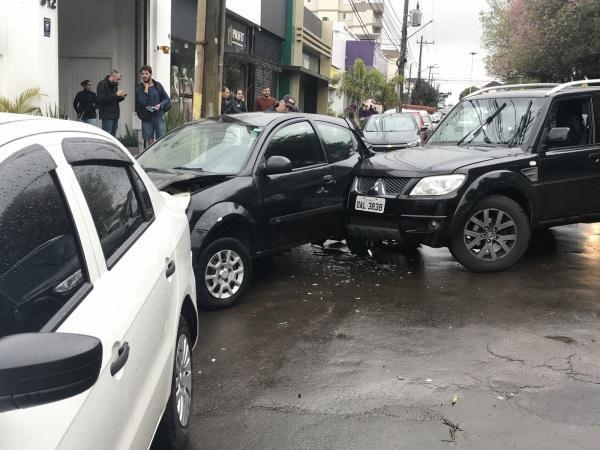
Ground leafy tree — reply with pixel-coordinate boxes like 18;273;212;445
481;0;600;82
410;80;440;107
459;86;480;100
338;59;402;109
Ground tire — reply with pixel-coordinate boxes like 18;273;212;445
449;195;530;272
153;316;192;450
345;235;370;256
196;237;252;310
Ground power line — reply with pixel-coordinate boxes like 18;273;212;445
348;0;395;64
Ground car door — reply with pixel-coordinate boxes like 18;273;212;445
537;95;600;220
590;95;600;214
313;120;362;233
254;120;333;249
56;137;180;449
0;139;118;450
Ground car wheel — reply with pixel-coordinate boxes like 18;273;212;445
345;235;370;256
197;237;252;310
449;195;530;272
153;316;192;450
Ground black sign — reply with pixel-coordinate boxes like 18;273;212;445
43;18;51;37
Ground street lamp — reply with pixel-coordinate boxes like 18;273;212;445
469;51;477;93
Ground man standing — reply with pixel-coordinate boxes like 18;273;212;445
267;95;299;113
97;69;126;136
221;87;232;114
135;65;170;147
254;86;277;112
73;80;97;125
229;89;248;114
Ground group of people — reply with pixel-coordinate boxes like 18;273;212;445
358;103;378;119
73;65;170;146
221;86;300;114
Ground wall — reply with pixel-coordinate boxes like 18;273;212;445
0;0;59;110
227;0;261;26
261;0;286;39
346;41;375;68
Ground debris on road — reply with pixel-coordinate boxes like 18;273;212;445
451;393;459;406
442;417;463;442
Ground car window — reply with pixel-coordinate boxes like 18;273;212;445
545;96;592;148
264;121;325;169
131;169;155;220
72;164;148;266
364;115;417;132
0;150;88;338
315;122;356;163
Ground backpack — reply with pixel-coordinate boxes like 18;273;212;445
135;81;171;120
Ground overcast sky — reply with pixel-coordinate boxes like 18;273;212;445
383;0;494;104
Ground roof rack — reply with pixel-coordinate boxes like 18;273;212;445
546;79;600;96
464;83;560;99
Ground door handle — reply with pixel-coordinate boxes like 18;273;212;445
110;342;130;376
323;174;335;184
165;259;176;278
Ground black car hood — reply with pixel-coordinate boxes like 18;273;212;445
145;168;233;192
358;145;521;177
363;130;420;145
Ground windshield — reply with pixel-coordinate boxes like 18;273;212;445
365;115;417;132
138;123;262;174
428;97;545;147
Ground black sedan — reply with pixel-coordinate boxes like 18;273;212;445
363;113;425;152
138;113;366;309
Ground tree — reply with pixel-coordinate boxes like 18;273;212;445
481;0;600;82
459;86;480;100
338;59;402;108
0;88;43;114
410;80;440;107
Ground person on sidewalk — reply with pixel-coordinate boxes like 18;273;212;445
135;65;171;147
73;80;98;126
221;87;233;114
229;89;248;114
254;86;277;112
97;69;127;136
267;95;299;113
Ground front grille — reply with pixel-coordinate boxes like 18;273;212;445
355;176;411;195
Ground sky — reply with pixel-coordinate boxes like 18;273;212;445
382;0;494;105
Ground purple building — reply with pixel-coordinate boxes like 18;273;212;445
345;41;388;76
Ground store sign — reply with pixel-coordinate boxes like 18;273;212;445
227;25;245;49
40;0;57;9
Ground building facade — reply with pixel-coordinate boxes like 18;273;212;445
305;0;384;41
346;41;388;76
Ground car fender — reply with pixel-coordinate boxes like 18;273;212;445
191;202;257;250
450;170;538;232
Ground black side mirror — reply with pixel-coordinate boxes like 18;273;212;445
263;156;293;175
547;127;570;143
0;332;102;412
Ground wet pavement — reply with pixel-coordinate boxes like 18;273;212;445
185;224;600;449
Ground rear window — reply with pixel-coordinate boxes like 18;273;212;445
365;115;417;132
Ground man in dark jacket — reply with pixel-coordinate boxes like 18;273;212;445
72;80;98;125
135;65;170;146
221;87;233;114
228;89;248;114
97;69;127;136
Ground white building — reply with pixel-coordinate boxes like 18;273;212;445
305;0;383;41
1;0;172;136
329;21;357;115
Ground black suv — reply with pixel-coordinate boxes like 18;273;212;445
346;81;600;272
139;113;365;309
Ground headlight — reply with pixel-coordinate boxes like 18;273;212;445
409;174;465;196
406;140;421;148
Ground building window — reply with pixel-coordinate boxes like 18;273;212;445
302;52;320;73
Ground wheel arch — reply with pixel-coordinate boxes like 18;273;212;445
181;295;198;347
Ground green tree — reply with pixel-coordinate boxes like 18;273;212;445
410;80;440;107
0;88;43;114
459;86;480;100
338;59;401;108
481;0;600;82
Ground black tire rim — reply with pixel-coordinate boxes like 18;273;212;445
463;208;517;261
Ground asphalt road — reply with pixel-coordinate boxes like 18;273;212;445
184;224;600;449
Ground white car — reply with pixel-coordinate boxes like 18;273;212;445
0;114;197;450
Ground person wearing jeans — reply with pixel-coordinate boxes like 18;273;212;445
97;69;127;137
135;65;170;147
73;80;98;126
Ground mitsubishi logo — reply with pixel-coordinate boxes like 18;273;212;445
368;178;386;195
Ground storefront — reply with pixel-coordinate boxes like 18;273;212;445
223;15;251;99
170;0;197;122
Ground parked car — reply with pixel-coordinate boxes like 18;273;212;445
0;114;198;450
345;80;600;272
138;113;366;309
363;113;424;152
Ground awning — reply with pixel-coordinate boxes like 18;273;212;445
281;65;330;83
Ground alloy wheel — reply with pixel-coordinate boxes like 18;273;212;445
204;249;244;299
463;208;517;261
175;333;192;427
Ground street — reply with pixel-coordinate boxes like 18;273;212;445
186;224;600;449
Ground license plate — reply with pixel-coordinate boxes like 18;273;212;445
355;196;385;214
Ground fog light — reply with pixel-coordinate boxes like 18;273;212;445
428;220;442;230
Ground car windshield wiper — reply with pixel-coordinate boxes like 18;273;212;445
173;166;204;171
457;102;507;146
507;100;533;147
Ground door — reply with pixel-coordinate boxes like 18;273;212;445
57;139;180;449
254;120;332;248
537;95;600;220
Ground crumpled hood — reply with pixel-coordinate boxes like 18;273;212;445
145;168;233;192
363;130;420;145
358;145;522;177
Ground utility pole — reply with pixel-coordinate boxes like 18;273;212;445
193;0;207;120
469;51;478;92
406;64;413;103
200;0;226;117
396;0;410;113
417;36;424;83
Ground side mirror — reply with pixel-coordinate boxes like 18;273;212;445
0;332;102;412
547;127;570;143
263;156;293;175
